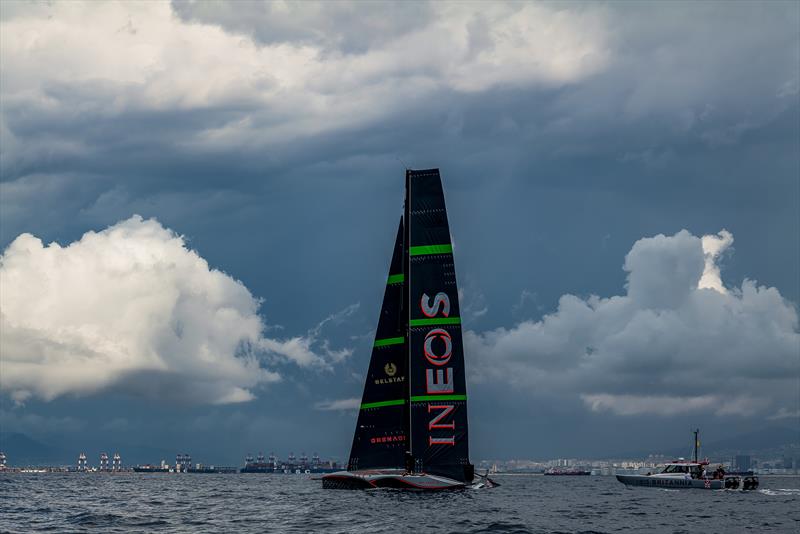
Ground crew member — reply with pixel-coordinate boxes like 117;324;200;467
714;464;725;479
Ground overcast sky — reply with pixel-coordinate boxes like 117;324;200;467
1;1;798;465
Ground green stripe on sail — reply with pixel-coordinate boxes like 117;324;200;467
410;395;467;403
409;244;452;256
387;273;404;284
360;399;406;410
373;337;404;348
409;317;461;327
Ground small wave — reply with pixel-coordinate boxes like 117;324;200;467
68;511;124;526
759;488;800;496
471;521;531;533
129;519;170;527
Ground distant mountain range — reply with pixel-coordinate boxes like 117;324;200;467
0;431;176;467
0;432;64;465
694;425;799;458
611;425;799;460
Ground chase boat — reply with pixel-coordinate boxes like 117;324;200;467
616;430;759;490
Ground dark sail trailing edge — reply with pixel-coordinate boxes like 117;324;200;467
405;169;472;483
348;218;407;471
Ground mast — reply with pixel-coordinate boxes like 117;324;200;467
694;428;700;463
403;169;413;472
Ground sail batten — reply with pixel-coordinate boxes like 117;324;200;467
409;317;462;326
409;244;453;256
410;394;467;402
360;399;406;410
373;337;404;347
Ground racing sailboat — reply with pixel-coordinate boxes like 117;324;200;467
322;169;479;490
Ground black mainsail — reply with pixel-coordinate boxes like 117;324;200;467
325;168;474;489
348;219;407;471
405;169;472;484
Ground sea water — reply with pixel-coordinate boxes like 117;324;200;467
1;473;798;533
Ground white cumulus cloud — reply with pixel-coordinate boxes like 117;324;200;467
313;397;361;412
699;229;734;293
466;229;799;417
0;215;347;404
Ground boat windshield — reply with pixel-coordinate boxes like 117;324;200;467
662;464;690;473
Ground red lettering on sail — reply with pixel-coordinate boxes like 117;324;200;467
420;292;450;317
425;368;454;394
428;404;455;430
424;328;452;366
419;291;457;447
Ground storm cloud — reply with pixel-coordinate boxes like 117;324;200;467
3;1;795;193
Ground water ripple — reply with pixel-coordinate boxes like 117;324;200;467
0;473;798;533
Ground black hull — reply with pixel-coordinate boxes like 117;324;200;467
321;469;468;491
133;468;169;473
322;476;375;490
240;468;274;473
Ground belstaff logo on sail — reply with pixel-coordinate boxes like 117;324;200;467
374;362;404;385
374;375;405;385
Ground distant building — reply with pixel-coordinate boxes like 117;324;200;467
734;455;751;471
112;452;122;471
783;456;797;472
77;452;88;471
99;453;109;471
0;451;6;470
176;453;192;472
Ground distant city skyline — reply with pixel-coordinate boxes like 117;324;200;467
2;422;796;470
2;447;797;479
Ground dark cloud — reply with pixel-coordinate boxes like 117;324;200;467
171;0;433;55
